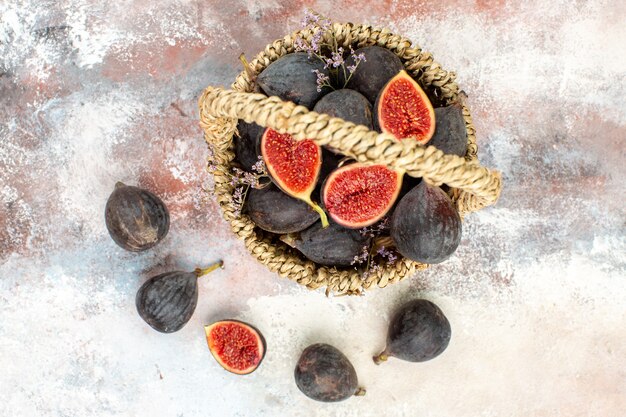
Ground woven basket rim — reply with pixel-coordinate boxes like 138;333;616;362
198;21;501;295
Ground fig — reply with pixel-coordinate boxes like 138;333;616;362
374;70;436;144
322;163;402;229
282;220;370;267
429;102;468;157
256;52;330;109
205;320;266;375
261;128;328;227
295;343;365;402
105;182;169;252
390;181;461;264
312;89;373;129
374;299;451;364
234;120;263;170
136;261;224;333
342;46;404;103
246;183;319;234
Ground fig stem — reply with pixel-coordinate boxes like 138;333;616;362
354;387;366;397
115;181;126;189
308;201;329;228
194;260;224;278
239;53;256;83
373;351;389;365
279;234;297;248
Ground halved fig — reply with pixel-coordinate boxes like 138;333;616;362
205;320;266;375
374;70;436;145
322;163;403;229
261;128;328;227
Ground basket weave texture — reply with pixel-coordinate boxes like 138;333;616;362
198;22;502;295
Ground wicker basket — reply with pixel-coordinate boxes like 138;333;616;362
198;22;502;295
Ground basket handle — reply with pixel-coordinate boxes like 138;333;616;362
199;86;502;213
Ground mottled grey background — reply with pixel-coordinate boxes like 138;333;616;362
1;1;625;416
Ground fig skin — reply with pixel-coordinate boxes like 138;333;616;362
390;181;461;264
246;184;319;234
342;46;404;104
284;220;370;267
136;262;223;333
105;182;169;252
234;120;264;170
429;102;468;157
295;343;365;402
257;53;331;109
314;148;343;198
313;89;373;129
374;299;451;364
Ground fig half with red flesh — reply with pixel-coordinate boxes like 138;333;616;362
261;128;328;227
374;70;436;145
205;320;266;375
322;163;403;229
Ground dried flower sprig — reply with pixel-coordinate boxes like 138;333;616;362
294;10;367;91
207;148;269;217
359;216;390;238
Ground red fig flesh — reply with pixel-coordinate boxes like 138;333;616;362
322;163;402;229
375;70;436;144
205;320;266;375
261;128;328;227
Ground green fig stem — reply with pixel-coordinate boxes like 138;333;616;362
354;387;367;397
115;181;126;189
307;200;329;228
194;260;224;278
373;351;389;365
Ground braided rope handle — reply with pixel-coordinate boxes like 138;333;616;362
199;87;501;211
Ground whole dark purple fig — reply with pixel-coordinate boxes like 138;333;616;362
246;184;319;234
283;221;370;267
295;343;365;402
234;120;263;170
341;46;404;104
429;102;468;157
313;89;373;129
374;299;451;364
256;53;330;109
390;181;461;264
136;261;223;333
105;182;169;252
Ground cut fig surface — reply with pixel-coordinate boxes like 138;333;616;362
205;320;266;375
374;70;436;144
261;128;328;227
322;163;402;229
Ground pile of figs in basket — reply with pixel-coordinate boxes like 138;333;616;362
241;45;465;270
103;18;468;402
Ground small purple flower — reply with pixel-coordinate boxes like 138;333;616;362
251;156;267;175
312;69;330;92
232;186;245;217
351;245;370;265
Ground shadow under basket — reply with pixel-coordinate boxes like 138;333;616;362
198;22;502;295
